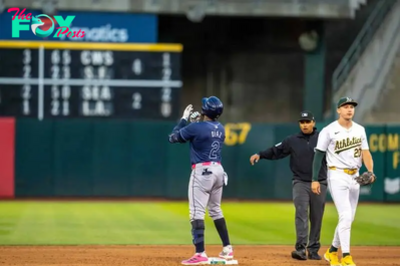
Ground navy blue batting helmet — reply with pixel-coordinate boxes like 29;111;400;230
201;96;223;119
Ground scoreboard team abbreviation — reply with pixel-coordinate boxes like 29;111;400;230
0;41;183;121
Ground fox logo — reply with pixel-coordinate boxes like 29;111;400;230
30;14;54;38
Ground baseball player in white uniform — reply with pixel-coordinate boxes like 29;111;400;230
311;97;375;266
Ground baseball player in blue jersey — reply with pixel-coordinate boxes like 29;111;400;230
168;96;233;265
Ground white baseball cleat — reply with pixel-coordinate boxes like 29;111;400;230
219;245;234;260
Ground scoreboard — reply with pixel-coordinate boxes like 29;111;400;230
0;41;182;120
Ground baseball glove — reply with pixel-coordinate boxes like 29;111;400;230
355;171;376;186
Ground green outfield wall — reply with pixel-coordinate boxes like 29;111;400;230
14;119;400;202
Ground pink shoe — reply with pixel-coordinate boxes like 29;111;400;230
219;245;234;260
181;253;208;265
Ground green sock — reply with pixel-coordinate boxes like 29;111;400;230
329;246;338;252
343;252;350;257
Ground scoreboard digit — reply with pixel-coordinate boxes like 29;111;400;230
0;41;183;120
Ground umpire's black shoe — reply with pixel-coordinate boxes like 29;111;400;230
291;250;307;260
308;252;322;260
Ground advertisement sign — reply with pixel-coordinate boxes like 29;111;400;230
0;8;157;43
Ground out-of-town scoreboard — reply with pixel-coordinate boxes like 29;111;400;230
0;41;183;120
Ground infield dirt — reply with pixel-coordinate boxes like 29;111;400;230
0;245;399;265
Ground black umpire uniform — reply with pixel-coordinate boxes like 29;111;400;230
251;111;327;260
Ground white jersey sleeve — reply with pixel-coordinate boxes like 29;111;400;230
361;128;369;150
316;127;330;152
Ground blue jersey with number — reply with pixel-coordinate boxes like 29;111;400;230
179;121;225;165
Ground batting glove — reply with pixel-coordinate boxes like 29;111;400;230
182;104;193;121
190;111;201;123
223;172;228;186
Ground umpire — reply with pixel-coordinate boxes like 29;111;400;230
249;111;327;261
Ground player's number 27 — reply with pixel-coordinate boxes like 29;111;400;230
224;123;252;146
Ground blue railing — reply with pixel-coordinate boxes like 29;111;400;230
331;0;397;93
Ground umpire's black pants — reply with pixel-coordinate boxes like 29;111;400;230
292;180;327;253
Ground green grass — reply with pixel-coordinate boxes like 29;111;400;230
0;201;399;245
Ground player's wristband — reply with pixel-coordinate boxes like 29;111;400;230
312;150;325;181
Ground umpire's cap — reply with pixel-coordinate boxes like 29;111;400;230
337;97;358;108
201;96;223;119
298;110;315;122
